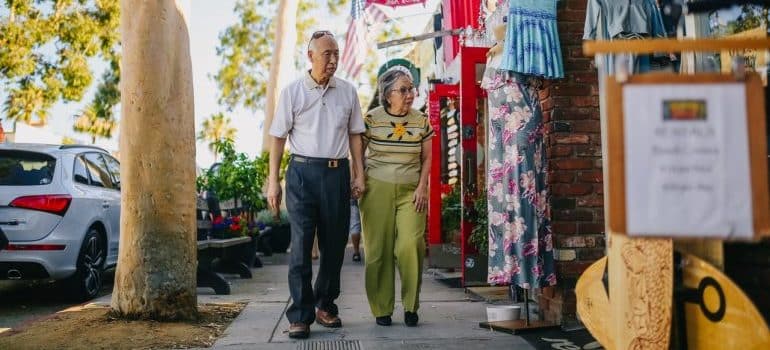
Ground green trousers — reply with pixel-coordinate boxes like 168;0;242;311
359;176;426;317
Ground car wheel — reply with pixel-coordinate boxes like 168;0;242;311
67;228;105;301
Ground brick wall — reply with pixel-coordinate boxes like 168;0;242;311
539;0;605;325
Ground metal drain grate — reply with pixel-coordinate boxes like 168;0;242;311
297;340;362;350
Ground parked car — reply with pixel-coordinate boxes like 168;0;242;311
0;143;121;301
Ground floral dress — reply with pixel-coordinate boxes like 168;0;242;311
482;66;556;289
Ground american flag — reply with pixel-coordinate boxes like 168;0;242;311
341;0;388;80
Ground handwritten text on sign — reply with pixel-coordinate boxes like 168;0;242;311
623;84;753;239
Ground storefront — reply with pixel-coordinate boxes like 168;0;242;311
389;1;770;343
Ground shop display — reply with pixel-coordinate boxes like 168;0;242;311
584;0;669;74
500;0;564;78
483;0;556;289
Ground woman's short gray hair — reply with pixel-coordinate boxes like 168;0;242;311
378;69;412;110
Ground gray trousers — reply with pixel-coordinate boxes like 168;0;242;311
285;156;351;324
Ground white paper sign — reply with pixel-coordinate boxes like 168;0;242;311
623;83;754;239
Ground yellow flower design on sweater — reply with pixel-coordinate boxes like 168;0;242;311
388;121;412;140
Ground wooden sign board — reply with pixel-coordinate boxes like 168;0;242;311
606;73;770;240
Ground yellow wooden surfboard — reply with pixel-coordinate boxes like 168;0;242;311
679;253;770;349
575;256;612;348
577;251;770;349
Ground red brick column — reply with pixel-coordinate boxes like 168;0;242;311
539;0;605;325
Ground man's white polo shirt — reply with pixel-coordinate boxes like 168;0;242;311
269;72;366;159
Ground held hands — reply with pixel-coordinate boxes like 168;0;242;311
267;179;282;215
351;176;365;199
413;184;428;213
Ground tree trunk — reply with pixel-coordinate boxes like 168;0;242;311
111;0;197;320
261;0;299;151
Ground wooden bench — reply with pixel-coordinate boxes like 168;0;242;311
195;194;265;295
196;236;253;295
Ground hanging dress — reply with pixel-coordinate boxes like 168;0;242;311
583;0;668;74
482;45;556;289
500;0;564;79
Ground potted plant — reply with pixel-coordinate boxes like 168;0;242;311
256;209;291;254
441;185;462;245
210;215;247;239
468;194;488;256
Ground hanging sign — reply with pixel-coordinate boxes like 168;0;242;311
367;0;425;8
606;73;770;240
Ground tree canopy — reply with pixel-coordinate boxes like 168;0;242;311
213;0;345;113
0;0;121;137
198;112;238;160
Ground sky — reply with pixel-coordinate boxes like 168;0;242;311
1;0;440;169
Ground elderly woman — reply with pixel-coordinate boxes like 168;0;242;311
359;69;432;327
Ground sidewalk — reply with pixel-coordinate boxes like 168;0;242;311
167;248;534;350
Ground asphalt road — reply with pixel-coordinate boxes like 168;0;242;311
0;270;115;330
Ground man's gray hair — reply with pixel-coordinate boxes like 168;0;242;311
378;69;411;110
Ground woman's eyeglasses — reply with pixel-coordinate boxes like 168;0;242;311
392;86;416;96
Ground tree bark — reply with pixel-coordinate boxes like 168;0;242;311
111;0;197;320
261;0;299;151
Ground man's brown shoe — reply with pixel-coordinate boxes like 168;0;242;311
288;323;309;339
315;309;342;328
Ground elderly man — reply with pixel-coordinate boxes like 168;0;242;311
267;30;365;339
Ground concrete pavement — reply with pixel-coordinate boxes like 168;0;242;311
86;248;534;349
194;249;534;350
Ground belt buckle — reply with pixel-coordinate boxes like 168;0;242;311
328;160;339;168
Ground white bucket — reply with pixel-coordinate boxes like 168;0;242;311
486;305;521;322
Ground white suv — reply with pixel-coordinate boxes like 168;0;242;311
0;143;120;300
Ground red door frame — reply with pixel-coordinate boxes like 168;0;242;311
458;46;488;285
427;83;459;246
427;46;489;285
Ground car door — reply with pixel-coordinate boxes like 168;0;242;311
82;153;121;263
101;154;122;263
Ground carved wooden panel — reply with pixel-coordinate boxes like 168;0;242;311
609;233;673;350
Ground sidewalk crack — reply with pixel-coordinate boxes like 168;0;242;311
268;296;291;343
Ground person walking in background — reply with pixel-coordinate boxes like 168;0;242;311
359;69;432;327
267;30;366;339
349;199;362;262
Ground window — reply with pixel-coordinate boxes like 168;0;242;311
103;155;120;189
0;150;56;186
73;156;90;185
83;153;114;189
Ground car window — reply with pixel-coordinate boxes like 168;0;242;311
73;155;90;185
103;155;120;189
83;153;114;189
0;150;56;186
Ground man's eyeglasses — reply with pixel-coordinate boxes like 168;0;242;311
311;30;333;39
392;86;417;96
308;30;333;50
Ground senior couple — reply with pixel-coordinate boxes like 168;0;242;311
267;30;433;339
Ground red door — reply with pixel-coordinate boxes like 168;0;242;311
458;46;489;286
427;83;461;269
